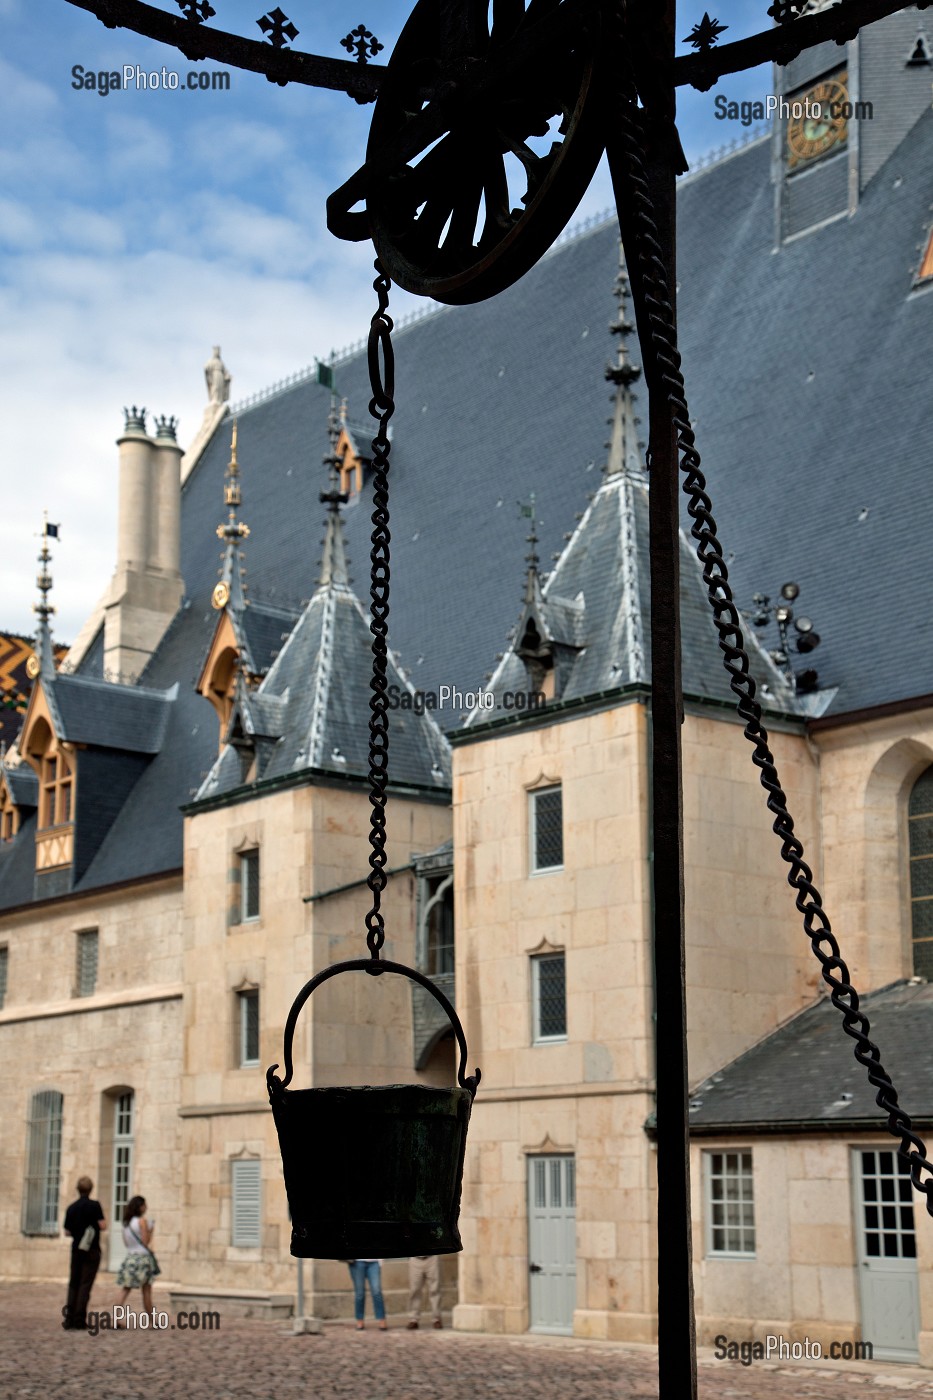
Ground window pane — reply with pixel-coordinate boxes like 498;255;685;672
241;850;260;921
705;1149;755;1256
908;767;933;817
533;788;563;870
908;813;933;854
909;857;933;898
23;1090;63;1235
535;954;566;1039
550;1158;562;1208
240;990;260;1065
912;937;933;979
76;932;98;998
534;1159;546;1209
565;1157;576;1209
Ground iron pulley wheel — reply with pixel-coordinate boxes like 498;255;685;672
353;0;606;305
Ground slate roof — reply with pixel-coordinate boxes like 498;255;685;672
49;674;176;754
687;980;933;1132
1;759;37;809
3;62;933;906
471;466;797;724
196;513;451;802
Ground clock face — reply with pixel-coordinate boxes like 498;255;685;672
212;581;231;611
25;654;40;679
787;73;849;170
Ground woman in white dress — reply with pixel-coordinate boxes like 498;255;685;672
114;1195;156;1316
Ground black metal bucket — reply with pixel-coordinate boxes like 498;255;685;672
267;958;481;1259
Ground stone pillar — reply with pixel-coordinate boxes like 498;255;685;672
152;416;184;581
103;407;184;684
115;406;155;570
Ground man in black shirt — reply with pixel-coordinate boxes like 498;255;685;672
62;1176;106;1329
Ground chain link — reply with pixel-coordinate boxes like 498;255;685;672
613;36;933;1211
364;260;396;961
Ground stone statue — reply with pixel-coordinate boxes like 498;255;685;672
204;346;231;406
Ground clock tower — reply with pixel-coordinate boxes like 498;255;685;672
775;5;932;243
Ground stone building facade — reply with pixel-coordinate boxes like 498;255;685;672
2;7;933;1359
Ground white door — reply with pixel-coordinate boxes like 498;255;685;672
528;1155;576;1334
853;1147;920;1363
109;1092;134;1271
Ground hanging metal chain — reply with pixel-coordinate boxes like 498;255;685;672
364;260;395;962
612;40;933;1211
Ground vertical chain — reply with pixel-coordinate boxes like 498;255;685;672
364;260;395;961
612;34;933;1211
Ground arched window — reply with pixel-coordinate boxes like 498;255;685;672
25;719;73;830
907;766;933;978
422;876;454;977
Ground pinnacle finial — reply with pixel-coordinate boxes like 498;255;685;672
214;420;250;611
604;244;646;482
319;396;350;586
518;493;542;605
32;513;59;677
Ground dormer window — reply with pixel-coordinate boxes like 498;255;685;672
39;750;73;829
21;716;75;873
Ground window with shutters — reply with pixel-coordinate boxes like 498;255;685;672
231;1158;262;1247
240;848;260;922
532;952;567;1043
22;1089;63;1235
238;989;260;1067
530;785;563;873
908;766;933;978
76;930;98;997
0;945;7;1009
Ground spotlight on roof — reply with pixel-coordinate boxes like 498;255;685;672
780;582;800;601
794;615;814;634
796;631;821;654
796;668;820;693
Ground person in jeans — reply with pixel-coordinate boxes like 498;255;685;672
347;1259;387;1330
62;1176;107;1329
406;1254;442;1329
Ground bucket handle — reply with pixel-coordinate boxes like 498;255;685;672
266;958;481;1099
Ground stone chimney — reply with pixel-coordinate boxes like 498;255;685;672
103;407;184;683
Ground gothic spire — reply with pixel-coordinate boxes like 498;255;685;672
519;492;544;607
319;397;350;587
33;514;58;677
604;246;646;483
214;420;250;615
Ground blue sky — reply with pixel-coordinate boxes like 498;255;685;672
1;0;770;639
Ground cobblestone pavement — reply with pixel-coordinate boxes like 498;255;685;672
2;1284;933;1399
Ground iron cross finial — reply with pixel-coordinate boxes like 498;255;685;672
341;25;384;64
257;6;298;48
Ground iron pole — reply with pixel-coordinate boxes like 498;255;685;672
610;0;697;1390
